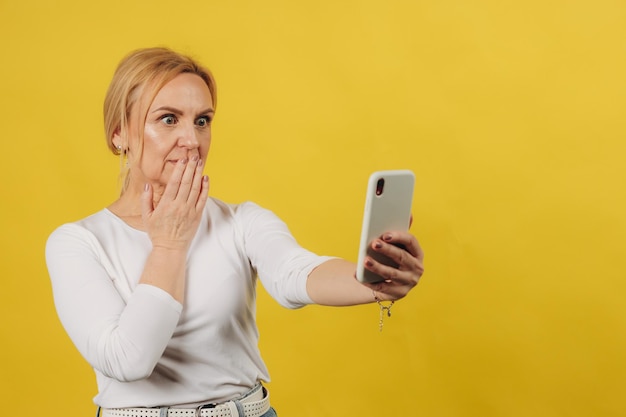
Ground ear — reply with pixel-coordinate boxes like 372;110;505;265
112;129;122;150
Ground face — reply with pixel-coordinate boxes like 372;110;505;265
118;73;214;190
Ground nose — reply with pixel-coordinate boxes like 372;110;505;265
177;123;200;149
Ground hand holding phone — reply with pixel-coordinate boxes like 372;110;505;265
356;170;415;284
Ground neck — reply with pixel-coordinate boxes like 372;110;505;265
110;180;164;218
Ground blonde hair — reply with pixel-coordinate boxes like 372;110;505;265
103;47;217;191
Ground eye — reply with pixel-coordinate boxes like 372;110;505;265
196;115;212;127
160;114;177;125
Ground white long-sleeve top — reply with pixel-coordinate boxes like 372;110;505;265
45;198;331;408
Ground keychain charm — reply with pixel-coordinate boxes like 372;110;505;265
374;291;395;332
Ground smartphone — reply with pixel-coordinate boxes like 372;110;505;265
356;170;415;284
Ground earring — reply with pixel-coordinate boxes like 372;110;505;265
118;145;128;166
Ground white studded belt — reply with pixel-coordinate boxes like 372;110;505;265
100;386;270;417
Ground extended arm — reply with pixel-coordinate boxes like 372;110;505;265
307;230;424;306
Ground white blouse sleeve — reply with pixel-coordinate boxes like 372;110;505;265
45;224;182;382
235;202;334;309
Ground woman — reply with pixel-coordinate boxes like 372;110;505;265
46;47;424;417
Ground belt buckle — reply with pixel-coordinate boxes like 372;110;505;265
196;403;217;417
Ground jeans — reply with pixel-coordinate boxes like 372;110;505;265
261;407;278;417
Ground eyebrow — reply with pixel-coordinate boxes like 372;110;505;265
151;106;215;116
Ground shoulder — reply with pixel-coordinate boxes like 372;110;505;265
46;210;113;253
205;198;287;237
206;198;272;223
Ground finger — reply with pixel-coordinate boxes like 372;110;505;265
361;263;407;299
373;239;424;281
162;158;188;201
373;240;408;272
195;175;210;211
175;156;200;201
363;255;401;283
372;234;424;269
382;231;424;260
375;238;418;271
187;158;205;204
364;257;420;297
141;182;154;223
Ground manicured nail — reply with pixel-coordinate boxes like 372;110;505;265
197;159;203;167
365;259;374;267
374;241;383;249
383;234;392;241
180;158;188;164
191;155;199;162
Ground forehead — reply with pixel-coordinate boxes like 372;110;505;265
148;73;214;110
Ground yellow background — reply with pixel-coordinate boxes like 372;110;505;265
1;1;625;416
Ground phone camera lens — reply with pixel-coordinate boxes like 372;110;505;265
375;178;385;196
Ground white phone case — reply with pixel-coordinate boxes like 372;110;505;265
356;170;415;283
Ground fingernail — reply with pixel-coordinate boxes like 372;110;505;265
383;234;392;241
144;183;149;192
202;175;209;183
191;155;199;162
180;158;188;164
374;241;383;249
365;259;374;267
197;159;203;167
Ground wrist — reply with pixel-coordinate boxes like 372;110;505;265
151;241;191;253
